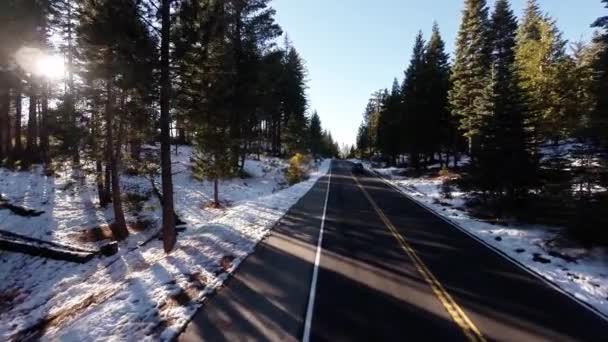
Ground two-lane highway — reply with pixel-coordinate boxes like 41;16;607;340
180;160;608;342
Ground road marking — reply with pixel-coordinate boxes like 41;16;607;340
351;173;487;342
302;161;332;342
371;170;608;324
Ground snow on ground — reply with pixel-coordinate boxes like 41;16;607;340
0;165;113;249
364;164;608;319
0;146;292;249
0;147;329;341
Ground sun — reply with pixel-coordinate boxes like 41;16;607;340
35;54;66;80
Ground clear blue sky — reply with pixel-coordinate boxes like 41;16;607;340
272;0;603;146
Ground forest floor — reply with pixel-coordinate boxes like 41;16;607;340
359;157;608;320
0;146;330;341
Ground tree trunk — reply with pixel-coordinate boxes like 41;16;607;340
91;110;109;207
160;0;176;253
104;162;112;201
130;140;141;162
40;81;50;163
14;89;22;156
96;160;109;207
0;85;9;160
26;83;38;161
214;178;219;207
67;3;79;165
105;81;128;240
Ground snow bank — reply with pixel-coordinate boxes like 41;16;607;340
367;165;608;319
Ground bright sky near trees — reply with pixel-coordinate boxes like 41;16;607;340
273;0;602;146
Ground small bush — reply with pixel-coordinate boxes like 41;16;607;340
286;153;312;185
124;192;150;213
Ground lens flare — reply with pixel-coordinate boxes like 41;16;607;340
15;47;65;80
35;54;65;79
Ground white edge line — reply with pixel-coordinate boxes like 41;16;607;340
302;160;332;342
367;168;608;324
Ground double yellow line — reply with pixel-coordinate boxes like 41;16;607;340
352;174;486;342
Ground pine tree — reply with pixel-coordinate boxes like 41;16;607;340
515;0;567;145
228;0;282;168
473;0;536;198
449;0;491;156
257;49;286;155
356;123;370;158
178;0;236;207
364;92;383;158
160;0;176;253
402;32;427;168
0;1;23;161
77;0;157;240
568;39;604;205
424;23;452;166
48;0;80;163
281;44;308;155
308;111;324;158
322;131;339;158
377;81;401;165
591;0;608;148
284;112;309;155
0;3;15;160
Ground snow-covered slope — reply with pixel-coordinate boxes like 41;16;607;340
0;146;290;248
0;148;329;341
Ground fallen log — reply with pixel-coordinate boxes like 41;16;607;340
0;230;117;263
0;200;45;217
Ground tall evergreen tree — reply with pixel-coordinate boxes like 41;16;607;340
423;23;452;166
402;32;428;168
284;112;308;154
377;80;401;165
365;91;383;158
77;0;157;240
48;0;80;163
228;0;282;168
515;0;567;144
591;0;608;148
160;0;176;252
308;111;324;158
449;0;491;156
356;122;370;158
473;0;535;198
281;44;308;155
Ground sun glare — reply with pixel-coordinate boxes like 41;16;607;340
35;54;65;80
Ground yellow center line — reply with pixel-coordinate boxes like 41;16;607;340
351;173;486;342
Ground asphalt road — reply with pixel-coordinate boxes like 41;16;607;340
179;160;608;342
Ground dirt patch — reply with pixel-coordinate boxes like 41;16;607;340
12;287;119;341
201;201;230;210
186;272;207;292
0;288;27;314
76;225;115;243
75;220;155;243
169;288;193;306
220;255;235;272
